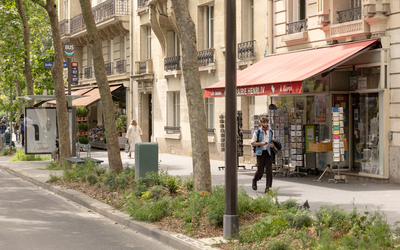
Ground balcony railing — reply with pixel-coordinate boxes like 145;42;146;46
238;40;255;60
287;19;307;34
164;56;181;71
60;19;69;36
69;0;129;34
105;62;113;75
138;61;147;74
138;0;150;8
337;7;361;23
84;67;93;79
197;48;215;67
116;60;126;73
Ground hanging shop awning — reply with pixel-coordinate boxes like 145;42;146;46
72;85;122;107
204;39;379;97
46;88;94;105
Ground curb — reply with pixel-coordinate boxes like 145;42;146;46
1;166;220;250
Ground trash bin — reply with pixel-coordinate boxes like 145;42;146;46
135;142;158;181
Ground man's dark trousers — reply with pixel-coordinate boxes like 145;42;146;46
254;150;273;188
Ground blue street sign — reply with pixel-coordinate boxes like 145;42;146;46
64;62;68;68
43;62;54;68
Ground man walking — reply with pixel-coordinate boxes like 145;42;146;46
251;115;275;193
0;121;6;134
20;115;25;147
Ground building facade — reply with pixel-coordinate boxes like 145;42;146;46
58;0;400;182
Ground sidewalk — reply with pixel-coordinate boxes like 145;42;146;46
1;145;400;249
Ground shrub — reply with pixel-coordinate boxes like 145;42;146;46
179;191;209;227
182;173;194;191
206;185;225;226
314;205;348;232
249;195;279;214
279;198;299;211
126;196;172;222
281;209;313;229
10;149;51;161
266;238;293;250
46;161;62;170
239;216;287;243
47;174;62;183
1;147;16;156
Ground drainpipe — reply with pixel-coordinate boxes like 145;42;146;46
129;0;135;121
267;0;273;55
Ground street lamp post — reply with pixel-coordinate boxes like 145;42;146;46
223;0;239;239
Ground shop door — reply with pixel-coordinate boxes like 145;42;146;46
332;94;349;169
352;93;380;174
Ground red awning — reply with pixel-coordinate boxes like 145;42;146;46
204;39;378;97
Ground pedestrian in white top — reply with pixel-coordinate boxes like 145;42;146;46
125;119;142;158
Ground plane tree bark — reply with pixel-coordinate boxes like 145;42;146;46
170;0;211;191
33;0;72;165
15;0;34;108
78;0;123;173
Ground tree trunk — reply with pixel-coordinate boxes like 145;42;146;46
14;79;23;117
37;0;72;165
170;0;212;192
79;0;123;173
15;0;34;108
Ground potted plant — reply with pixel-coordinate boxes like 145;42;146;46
79;135;89;144
76;106;82;120
80;106;89;121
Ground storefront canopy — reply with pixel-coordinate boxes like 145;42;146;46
72;85;122;107
204;39;379;98
46;88;94;105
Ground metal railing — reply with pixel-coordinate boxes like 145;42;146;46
207;128;215;135
138;61;147;74
287;19;307;34
164;126;181;133
116;60;126;73
197;48;215;67
138;0;150;8
60;19;69;36
164;56;181;71
238;40;255;60
70;0;129;34
84;67;92;79
105;62;113;75
337;7;361;23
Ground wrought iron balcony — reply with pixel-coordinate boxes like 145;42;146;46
138;0;150;8
116;60;126;73
60;19;69;36
84;67;92;79
337;7;361;23
105;62;113;75
197;48;215;67
238;40;255;60
70;0;129;34
287;19;307;34
164;56;181;71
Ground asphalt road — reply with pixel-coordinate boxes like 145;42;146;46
0;169;174;250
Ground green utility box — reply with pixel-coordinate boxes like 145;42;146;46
135;142;158;181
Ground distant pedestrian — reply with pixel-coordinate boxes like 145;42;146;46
14;122;20;143
125;119;142;158
20;115;25;147
251;115;276;193
1;116;7;126
4;129;15;147
0;121;6;134
51;137;59;161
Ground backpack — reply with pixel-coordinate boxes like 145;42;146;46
253;129;274;153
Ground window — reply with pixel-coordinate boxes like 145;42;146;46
248;96;255;129
109;39;114;63
242;0;254;41
147;26;151;59
250;0;254;41
205;98;214;129
167;91;180;127
121;36;127;60
167;31;180;57
351;0;361;8
88;46;92;68
291;0;306;22
199;4;214;50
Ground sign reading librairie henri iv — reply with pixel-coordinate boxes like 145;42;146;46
63;41;75;57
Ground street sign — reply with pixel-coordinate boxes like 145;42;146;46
63;41;75;57
64;62;68;68
44;62;54;68
71;62;79;85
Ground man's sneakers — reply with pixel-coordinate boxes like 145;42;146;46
252;179;257;190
